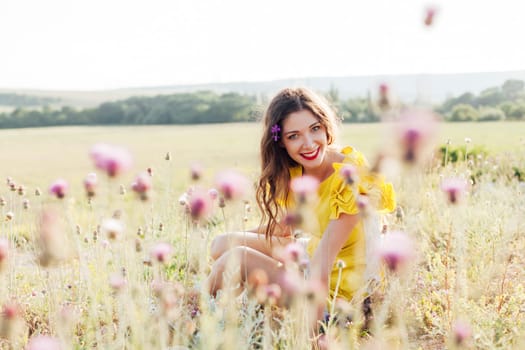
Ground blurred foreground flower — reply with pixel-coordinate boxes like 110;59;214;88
188;188;213;221
340;164;358;185
441;177;469;205
101;218;124;240
0;301;23;341
150;242;173;264
26;335;62;350
452;319;472;346
394;108;438;165
90;143;133;177
290;175;319;203
49;179;68;199
377;230;414;273
84;172;97;198
215;169;250;201
0;238;8;272
131;172;152;201
424;6;437;27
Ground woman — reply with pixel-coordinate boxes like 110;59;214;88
206;87;395;331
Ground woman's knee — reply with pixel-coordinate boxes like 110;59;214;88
210;233;241;261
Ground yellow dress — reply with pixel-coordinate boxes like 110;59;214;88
288;146;396;300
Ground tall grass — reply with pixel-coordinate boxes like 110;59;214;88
0;122;524;349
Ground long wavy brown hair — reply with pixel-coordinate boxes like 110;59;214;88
256;87;341;240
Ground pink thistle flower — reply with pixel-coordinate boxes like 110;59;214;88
131;172;152;200
340;164;359;185
283;242;307;264
290;175;319;203
208;188;219;201
84;172;97;197
378;231;414;273
26;335;62;350
0;301;23;340
49;179;68;199
424;6;437;27
215;169;250;201
5;211;14;221
22;198;30;210
150;242;173;264
263;283;282;305
440;178;468;205
0;238;8;271
188;188;213;221
190;162;204;181
452;319;472;345
109;273;127;292
101;218;124;240
90;143;132;177
395;108;438;165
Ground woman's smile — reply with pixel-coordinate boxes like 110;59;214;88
300;147;320;161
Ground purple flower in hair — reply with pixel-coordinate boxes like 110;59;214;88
271;124;281;142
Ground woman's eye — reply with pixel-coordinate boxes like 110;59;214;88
287;134;298;140
312;125;321;131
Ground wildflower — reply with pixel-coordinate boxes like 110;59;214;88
190;162;204;181
119;184;126;195
377;231;414;273
35;188;41;196
165;152;171;161
0;238;8;271
5;211;14;221
464;137;471;144
17;185;25;196
441;177;468;205
90;143;133;177
284;212;302;226
22;199;30;210
188;189;213;221
0;197;5;206
395;108;438;165
109;273;127;292
340;164;358;185
215;169;250;200
101;218;124;240
150;242;173;264
263;284;282;305
452;319;472;346
290;175;319;203
131;172;152;200
49;179;68;199
147;167;153;176
208;188;219;201
378;83;390;110
84;172;97;197
178;192;189;206
424;6;437;26
26;335;62;350
0;301;23;340
283;242;307;264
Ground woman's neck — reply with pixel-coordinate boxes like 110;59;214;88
302;150;344;182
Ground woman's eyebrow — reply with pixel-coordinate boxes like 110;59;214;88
283;122;320;135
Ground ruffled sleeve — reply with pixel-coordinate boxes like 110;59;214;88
329;147;396;218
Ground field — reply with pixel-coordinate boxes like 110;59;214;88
0;121;524;349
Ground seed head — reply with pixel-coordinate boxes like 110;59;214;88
49;179;69;199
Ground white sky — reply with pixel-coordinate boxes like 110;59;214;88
0;0;523;90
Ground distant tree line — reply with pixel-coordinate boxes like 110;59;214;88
1;80;524;128
0;93;60;107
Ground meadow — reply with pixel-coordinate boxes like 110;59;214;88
0;121;524;349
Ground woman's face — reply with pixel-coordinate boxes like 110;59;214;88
280;109;328;171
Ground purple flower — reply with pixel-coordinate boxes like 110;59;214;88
452;319;472;345
84;173;97;197
188;188;213;221
395;108;438;165
290;175;319;203
378;230;414;273
441;178;468;204
340;164;358;185
150;242;173;264
271;124;281;142
215;169;249;201
90;143;133;177
49;179;68;199
131;172;152;198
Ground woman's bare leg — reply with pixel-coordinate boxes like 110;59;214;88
209;232;292;261
206;245;286;296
